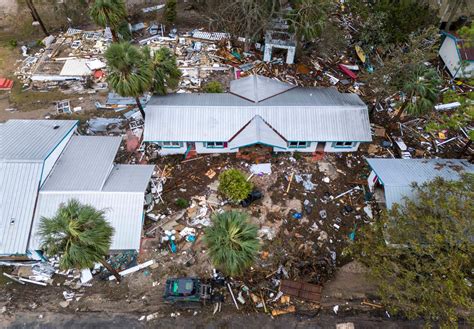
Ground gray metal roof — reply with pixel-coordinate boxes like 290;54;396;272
230;75;295;102
366;158;474;209
229;116;287;149
144;82;371;143
1;120;78;160
41;136;121;191
0;162;42;255
29;192;145;251
103;164;155;192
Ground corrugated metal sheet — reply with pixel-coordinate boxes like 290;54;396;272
229;116;287;149
366;158;474;209
144;105;371;142
29;192;145;251
0;162;43;255
42;136;122;191
103;164;155;192
144;82;370;143
230;75;295;102
60;59;92;76
1;120;78;160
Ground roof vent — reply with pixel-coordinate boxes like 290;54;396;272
53;125;60;130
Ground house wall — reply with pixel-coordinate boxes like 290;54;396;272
195;142;235;154
40;127;76;186
157;144;188;155
273;142;318;153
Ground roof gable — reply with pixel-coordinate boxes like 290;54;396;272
230;75;295;102
229;115;287;149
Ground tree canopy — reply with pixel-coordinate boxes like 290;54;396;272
352;174;474;327
218;168;253;202
89;0;127;42
38;199;120;280
143;47;182;96
204;211;260;276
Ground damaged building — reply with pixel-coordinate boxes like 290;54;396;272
143;74;372;156
0;120;154;259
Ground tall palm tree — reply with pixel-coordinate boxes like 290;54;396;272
89;0;127;42
204;211;259;276
105;42;153;118
38;199;121;281
395;65;441;120
143;47;182;95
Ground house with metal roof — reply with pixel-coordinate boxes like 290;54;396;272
29;136;154;252
439;31;474;79
1;120;78;257
1;120;154;258
366;158;474;209
144;75;372;155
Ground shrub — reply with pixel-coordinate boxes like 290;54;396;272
175;198;189;209
218;169;253;202
203;81;223;93
164;0;177;24
204;211;259;276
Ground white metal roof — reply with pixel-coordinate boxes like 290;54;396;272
103;165;155;192
60;59;92;76
366;158;474;209
1;120;78;160
41;136;122;191
29;192;146;251
230;75;295;102
144;79;371;143
229;116;287;149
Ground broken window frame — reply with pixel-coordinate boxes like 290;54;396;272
288;141;309;148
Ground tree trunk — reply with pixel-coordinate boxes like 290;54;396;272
394;101;407;121
99;258;121;282
136;97;145;119
26;0;49;36
458;139;472;157
445;0;463;32
111;28;119;43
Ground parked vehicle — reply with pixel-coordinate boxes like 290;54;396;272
163;277;211;305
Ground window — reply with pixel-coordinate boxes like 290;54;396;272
205;142;226;148
333;142;354;148
159;141;182;148
288;141;308;148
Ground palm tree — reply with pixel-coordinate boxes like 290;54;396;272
105;42;153;118
38;199;121;281
89;0;127;42
143;47;182;95
204;211;259;276
395;65;441;120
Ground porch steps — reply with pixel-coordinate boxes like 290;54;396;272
184;149;197;160
311;150;325;161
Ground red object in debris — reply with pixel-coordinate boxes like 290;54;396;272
93;70;105;79
338;64;357;80
0;78;14;90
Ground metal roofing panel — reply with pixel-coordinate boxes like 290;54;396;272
30;192;144;251
60;59;92;76
0;162;42;255
230;75;295;102
1;120;78;160
229;116;287;149
384;186;415;210
366;158;473;186
103;164;155;192
41;136;122;191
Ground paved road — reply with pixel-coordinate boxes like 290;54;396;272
2;311;436;329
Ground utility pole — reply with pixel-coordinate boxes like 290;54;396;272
25;0;49;36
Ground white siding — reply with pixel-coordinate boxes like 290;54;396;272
40;128;75;186
195;142;235;154
157;144;188;155
440;37;462;78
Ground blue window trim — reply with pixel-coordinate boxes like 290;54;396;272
288;141;309;148
159;142;183;148
332;141;355;148
204;142;225;148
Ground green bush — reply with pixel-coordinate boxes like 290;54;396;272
203;81;223;93
164;0;177;24
175;198;189;209
218;169;253;202
204;211;259;276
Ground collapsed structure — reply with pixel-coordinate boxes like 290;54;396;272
439;31;474;79
144;75;372;155
0;120;154;258
366;158;474;209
